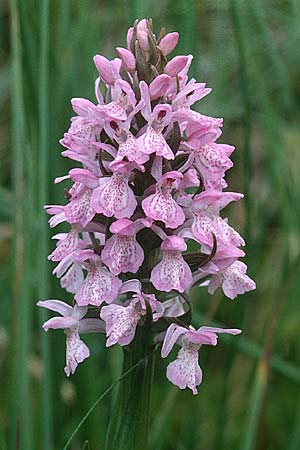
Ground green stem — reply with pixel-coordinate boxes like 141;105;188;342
105;327;156;450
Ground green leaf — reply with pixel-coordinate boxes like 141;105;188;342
62;348;156;450
106;330;157;450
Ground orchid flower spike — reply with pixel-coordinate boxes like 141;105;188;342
38;18;255;394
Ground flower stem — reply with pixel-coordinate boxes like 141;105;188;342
105;327;156;450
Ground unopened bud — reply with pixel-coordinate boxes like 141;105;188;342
93;55;115;85
127;26;134;49
116;47;136;72
159;32;179;56
137;19;150;51
164;55;189;77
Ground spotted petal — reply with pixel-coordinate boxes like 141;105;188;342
151;251;192;293
101;234;144;275
75;264;121;306
139;127;174;160
60;262;84;294
64;188;95;227
166;343;202;395
65;330;90;376
48;229;79;262
208;261;256;299
100;302;141;347
91;174;137;219
142;192;185;229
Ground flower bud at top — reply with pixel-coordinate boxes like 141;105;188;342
127;26;134;49
136;19;150;51
116;47;136;72
93;55;116;85
159;32;179;56
164;55;190;77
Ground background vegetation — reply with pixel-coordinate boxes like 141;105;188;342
0;0;300;449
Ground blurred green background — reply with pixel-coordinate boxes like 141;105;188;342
1;0;300;449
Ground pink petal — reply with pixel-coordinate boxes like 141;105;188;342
64;188;95;228
164;55;190;77
192;213;217;246
71;98;95;117
151;251;192;293
75;264;121;306
37;299;72;317
159;32;179;56
142;192;185;229
90;174;137;219
151;155;163;181
221;261;256;299
100;303;141;347
42;316;77;331
161;323;187;357
149;74;172;100
199;326;242;336
69;168;99;188
60;262;84;294
140;127;174;160
48;229;79;262
166;344;202;395
116;47;135;72
119;279;142;294
93;55;116;85
116;133;149;164
161;235;187;252
101;234;144;275
65;330;90;376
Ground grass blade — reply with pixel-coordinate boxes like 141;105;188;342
37;0;52;449
9;0;32;448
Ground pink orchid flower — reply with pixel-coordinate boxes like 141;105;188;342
49;231;105;293
95;79;136;121
151;235;192;293
59;98;103;155
206;260;256;299
161;323;241;394
138;82;174;160
38;300;104;376
109;121;149;164
101;218;151;275
74;250;122;306
52;252;85;294
101;291;164;347
90;161;137;219
178;127;234;186
48;229;80;262
142;171;185;229
191;190;245;248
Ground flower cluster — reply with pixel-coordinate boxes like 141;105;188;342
38;19;255;394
